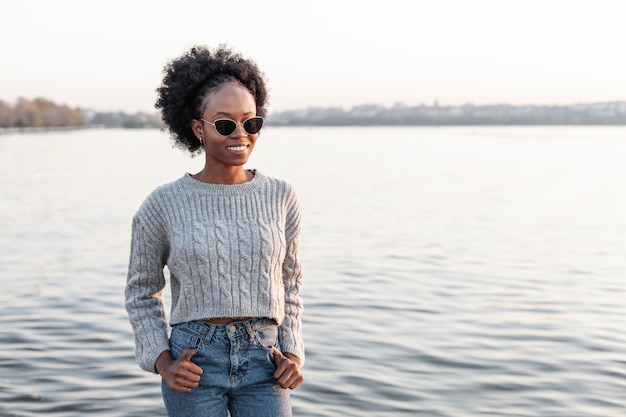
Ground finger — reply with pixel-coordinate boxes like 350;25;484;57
275;364;298;386
271;347;296;374
172;373;201;392
277;370;304;390
172;384;195;393
270;348;302;388
282;373;304;390
270;346;286;364
180;348;197;362
179;348;203;376
169;373;199;393
270;347;288;377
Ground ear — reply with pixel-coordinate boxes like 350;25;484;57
191;119;204;138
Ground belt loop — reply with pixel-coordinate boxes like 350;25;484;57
204;325;217;344
244;320;255;342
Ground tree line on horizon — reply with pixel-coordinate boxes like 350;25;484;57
268;101;626;126
0;97;85;128
0;97;162;129
3;97;626;129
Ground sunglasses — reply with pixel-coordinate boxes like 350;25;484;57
200;117;264;137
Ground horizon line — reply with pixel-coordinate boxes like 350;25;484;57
3;96;626;115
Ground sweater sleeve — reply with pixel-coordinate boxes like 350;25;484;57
278;185;305;364
125;214;170;373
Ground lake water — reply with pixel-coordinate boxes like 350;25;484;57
1;126;625;416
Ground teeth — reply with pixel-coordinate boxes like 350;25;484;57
227;145;247;151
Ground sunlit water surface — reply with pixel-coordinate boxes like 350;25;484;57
1;126;625;416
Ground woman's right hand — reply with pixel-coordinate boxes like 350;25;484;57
155;349;203;393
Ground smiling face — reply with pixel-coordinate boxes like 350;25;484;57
193;83;259;171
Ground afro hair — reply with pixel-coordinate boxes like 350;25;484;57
155;45;268;155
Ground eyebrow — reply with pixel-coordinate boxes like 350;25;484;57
210;111;256;118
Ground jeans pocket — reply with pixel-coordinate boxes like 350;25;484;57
169;325;201;358
252;323;279;349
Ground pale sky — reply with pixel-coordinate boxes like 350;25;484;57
2;0;625;113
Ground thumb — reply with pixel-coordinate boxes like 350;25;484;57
270;346;285;363
180;348;197;362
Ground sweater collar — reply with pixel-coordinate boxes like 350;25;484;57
181;170;266;196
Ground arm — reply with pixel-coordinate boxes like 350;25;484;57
278;186;304;362
275;186;305;388
125;216;171;373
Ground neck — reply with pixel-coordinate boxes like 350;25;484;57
192;166;252;185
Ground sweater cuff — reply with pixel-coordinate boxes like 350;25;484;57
278;325;305;366
281;344;305;367
138;341;170;374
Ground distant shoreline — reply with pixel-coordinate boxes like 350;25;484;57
3;124;626;136
0;126;88;135
267;101;626;126
3;98;626;130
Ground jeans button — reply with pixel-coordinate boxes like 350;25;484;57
229;325;237;333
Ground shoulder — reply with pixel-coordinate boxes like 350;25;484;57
134;175;188;219
257;171;298;197
257;172;301;219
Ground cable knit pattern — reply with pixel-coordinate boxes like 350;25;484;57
125;171;304;373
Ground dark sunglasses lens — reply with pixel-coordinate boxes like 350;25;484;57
243;117;264;134
214;119;237;136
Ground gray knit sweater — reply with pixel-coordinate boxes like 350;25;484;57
125;171;304;373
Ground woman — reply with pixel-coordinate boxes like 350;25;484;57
125;45;304;417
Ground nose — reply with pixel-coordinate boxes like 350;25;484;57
231;121;247;137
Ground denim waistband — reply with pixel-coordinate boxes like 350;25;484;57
175;317;277;339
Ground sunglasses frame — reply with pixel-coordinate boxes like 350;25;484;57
200;117;265;137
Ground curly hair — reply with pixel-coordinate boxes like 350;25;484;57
155;45;268;155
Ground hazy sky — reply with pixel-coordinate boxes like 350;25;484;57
2;0;625;113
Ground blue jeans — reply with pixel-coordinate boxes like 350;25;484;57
161;318;292;417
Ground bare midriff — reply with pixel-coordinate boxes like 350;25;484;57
202;317;253;324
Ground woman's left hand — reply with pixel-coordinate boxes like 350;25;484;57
270;346;304;389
